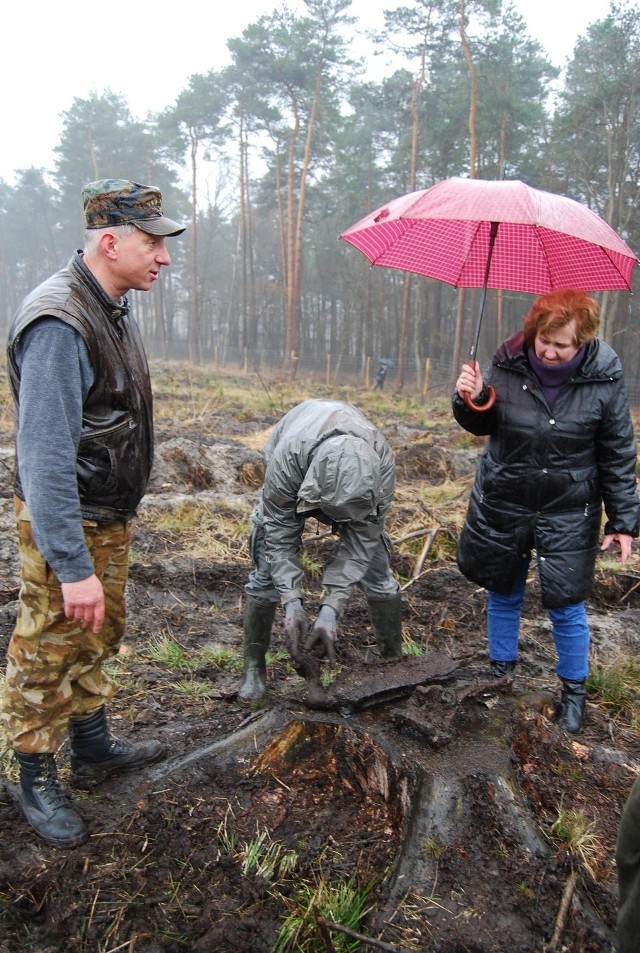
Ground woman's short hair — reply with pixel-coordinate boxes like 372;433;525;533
523;289;600;346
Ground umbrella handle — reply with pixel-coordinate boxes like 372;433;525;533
463;385;496;412
464;221;499;414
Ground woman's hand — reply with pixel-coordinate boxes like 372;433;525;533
601;533;634;563
456;360;483;401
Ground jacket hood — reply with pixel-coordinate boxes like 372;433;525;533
297;435;381;522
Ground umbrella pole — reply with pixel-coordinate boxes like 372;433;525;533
464;221;498;412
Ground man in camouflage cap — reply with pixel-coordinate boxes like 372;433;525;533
2;179;185;847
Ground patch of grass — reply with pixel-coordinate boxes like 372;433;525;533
138;499;247;560
215;807;298;881
213;799;377;952
146;634;194;670
201;646;242;671
175;679;217;697
587;654;640;723
402;634;422;656
321;664;341;689
216;803;237;854
552;762;583;783
150;362;313;427
148;499;215;533
421;837;443;859
270;650;297;676
241;828;299;880
216;813;300;890
550;804;603;879
273;870;375;953
517;880;535;900
300;552;323;577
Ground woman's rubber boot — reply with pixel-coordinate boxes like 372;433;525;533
69;707;165;785
367;593;403;658
490;660;516;678
556;678;586;733
238;596;276;702
14;752;88;848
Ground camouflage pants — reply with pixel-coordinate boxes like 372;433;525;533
1;497;131;753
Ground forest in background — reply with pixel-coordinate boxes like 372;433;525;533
1;0;640;398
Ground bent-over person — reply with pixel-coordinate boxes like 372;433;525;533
238;398;402;702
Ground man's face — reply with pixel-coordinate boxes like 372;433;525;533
110;227;172;297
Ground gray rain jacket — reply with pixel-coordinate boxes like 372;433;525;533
452;331;639;608
261;399;396;613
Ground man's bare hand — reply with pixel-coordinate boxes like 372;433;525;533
61;574;105;633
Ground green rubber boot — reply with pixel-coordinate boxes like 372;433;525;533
238;596;277;702
367;592;403;658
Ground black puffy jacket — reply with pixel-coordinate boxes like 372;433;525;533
452;331;639;608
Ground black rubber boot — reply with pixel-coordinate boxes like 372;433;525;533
367;593;403;658
556;678;586;733
69;707;165;785
490;660;517;678
13;752;88;848
238;596;276;702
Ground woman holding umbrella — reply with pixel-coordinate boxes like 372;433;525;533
453;288;639;733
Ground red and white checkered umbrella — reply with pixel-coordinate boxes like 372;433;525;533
340;177;638;294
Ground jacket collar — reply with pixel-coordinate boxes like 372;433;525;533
495;330;620;382
70;250;130;322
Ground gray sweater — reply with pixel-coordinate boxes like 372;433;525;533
14;317;96;581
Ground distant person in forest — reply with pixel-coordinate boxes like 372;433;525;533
373;363;388;390
453;288;638;733
238;398;402;702
2;179;186;848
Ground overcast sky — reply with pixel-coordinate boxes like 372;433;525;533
1;0;616;184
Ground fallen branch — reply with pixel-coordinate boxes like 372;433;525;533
619;577;640;603
315;914;337;951
390;527;435;546
400;528;440;591
316;916;412;952
544;868;577;952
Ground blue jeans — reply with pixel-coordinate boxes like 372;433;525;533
487;559;590;681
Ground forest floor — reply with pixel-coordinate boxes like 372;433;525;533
0;364;639;953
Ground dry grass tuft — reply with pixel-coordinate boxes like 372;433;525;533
137;500;249;561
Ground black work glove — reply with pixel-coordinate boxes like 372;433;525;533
304;605;338;664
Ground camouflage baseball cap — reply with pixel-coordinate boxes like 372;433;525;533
82;179;186;236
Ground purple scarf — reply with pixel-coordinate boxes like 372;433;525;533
527;345;586;407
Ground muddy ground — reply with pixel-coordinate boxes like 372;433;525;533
0;371;639;953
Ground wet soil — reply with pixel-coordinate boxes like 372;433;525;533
1;377;639;953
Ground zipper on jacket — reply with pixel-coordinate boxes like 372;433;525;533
79;416;137;443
